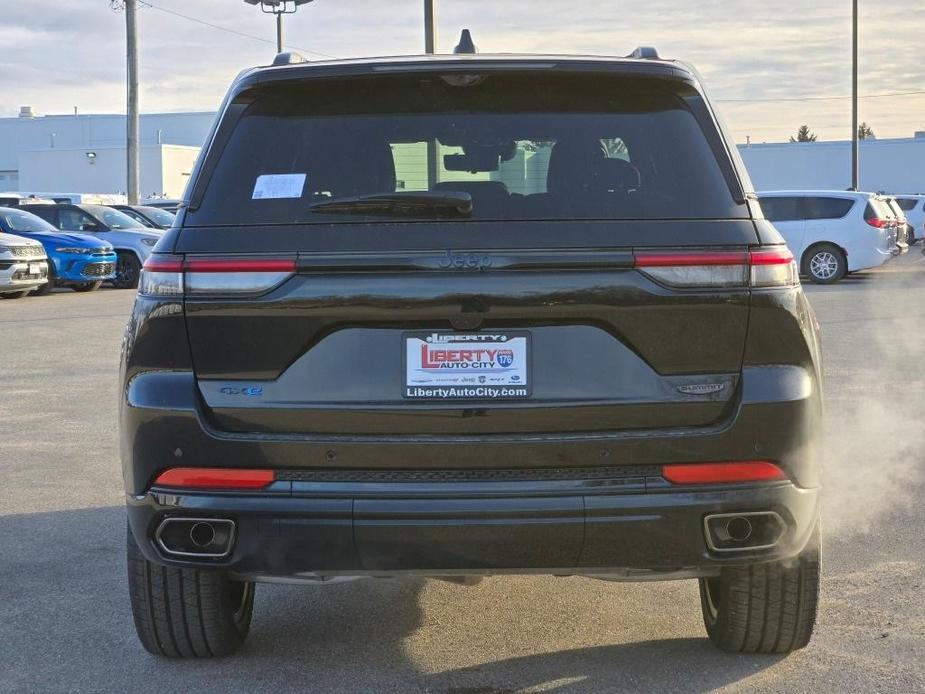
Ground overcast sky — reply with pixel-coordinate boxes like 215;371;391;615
1;0;923;143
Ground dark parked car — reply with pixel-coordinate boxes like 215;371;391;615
141;198;181;214
20;203;161;288
122;45;823;658
110;204;176;230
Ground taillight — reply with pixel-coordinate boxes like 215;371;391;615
153;467;275;490
184;257;296;295
865;216;888;228
662;461;786;484
635;251;748;288
634;247;797;288
749;247;798;287
138;255;297;297
139;255;183;296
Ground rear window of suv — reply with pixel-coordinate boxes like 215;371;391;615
186;73;746;226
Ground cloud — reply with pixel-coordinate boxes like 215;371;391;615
1;0;923;142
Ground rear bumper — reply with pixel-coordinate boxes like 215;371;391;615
127;478;819;579
121;365;822;495
848;245;895;272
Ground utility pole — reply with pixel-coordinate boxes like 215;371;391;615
851;0;859;191
424;0;436;53
276;11;284;52
424;0;437;190
126;0;140;204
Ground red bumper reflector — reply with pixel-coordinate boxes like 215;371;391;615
661;461;786;485
153;468;275;490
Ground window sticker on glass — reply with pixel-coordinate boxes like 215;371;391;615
252;173;306;200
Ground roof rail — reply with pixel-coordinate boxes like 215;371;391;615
272;51;307;67
627;46;660;60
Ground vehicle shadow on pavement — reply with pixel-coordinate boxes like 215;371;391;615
426;638;782;693
0;505;784;693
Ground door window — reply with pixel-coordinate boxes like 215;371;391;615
58;209;99;231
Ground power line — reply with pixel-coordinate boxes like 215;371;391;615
717;90;925;104
138;0;338;59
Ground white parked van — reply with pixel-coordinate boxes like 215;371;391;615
757;191;897;283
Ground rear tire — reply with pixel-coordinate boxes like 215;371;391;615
113;252;141;289
802;244;846;284
126;525;255;658
699;524;820;653
71;281;103;292
0;290;29;299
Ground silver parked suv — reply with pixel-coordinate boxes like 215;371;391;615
0;232;48;298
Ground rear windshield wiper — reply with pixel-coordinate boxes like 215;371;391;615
308;191;472;217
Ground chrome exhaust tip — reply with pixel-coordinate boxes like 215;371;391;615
155;517;236;559
703;512;786;552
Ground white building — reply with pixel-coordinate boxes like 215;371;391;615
0;108;214;197
738;135;925;193
17;144;200;199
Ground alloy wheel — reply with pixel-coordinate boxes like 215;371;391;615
809;251;838;280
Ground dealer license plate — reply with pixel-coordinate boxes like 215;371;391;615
403;331;531;400
29;263;43;275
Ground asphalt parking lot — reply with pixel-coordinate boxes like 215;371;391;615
1;254;924;693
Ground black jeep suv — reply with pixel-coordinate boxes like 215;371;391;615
121;47;823;658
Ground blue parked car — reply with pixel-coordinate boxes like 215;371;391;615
0;206;117;294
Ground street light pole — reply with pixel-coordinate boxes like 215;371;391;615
125;0;140;204
851;0;859;191
424;0;437;190
243;1;315;55
424;0;436;54
276;11;284;52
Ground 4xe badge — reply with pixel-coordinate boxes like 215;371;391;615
220;385;264;397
